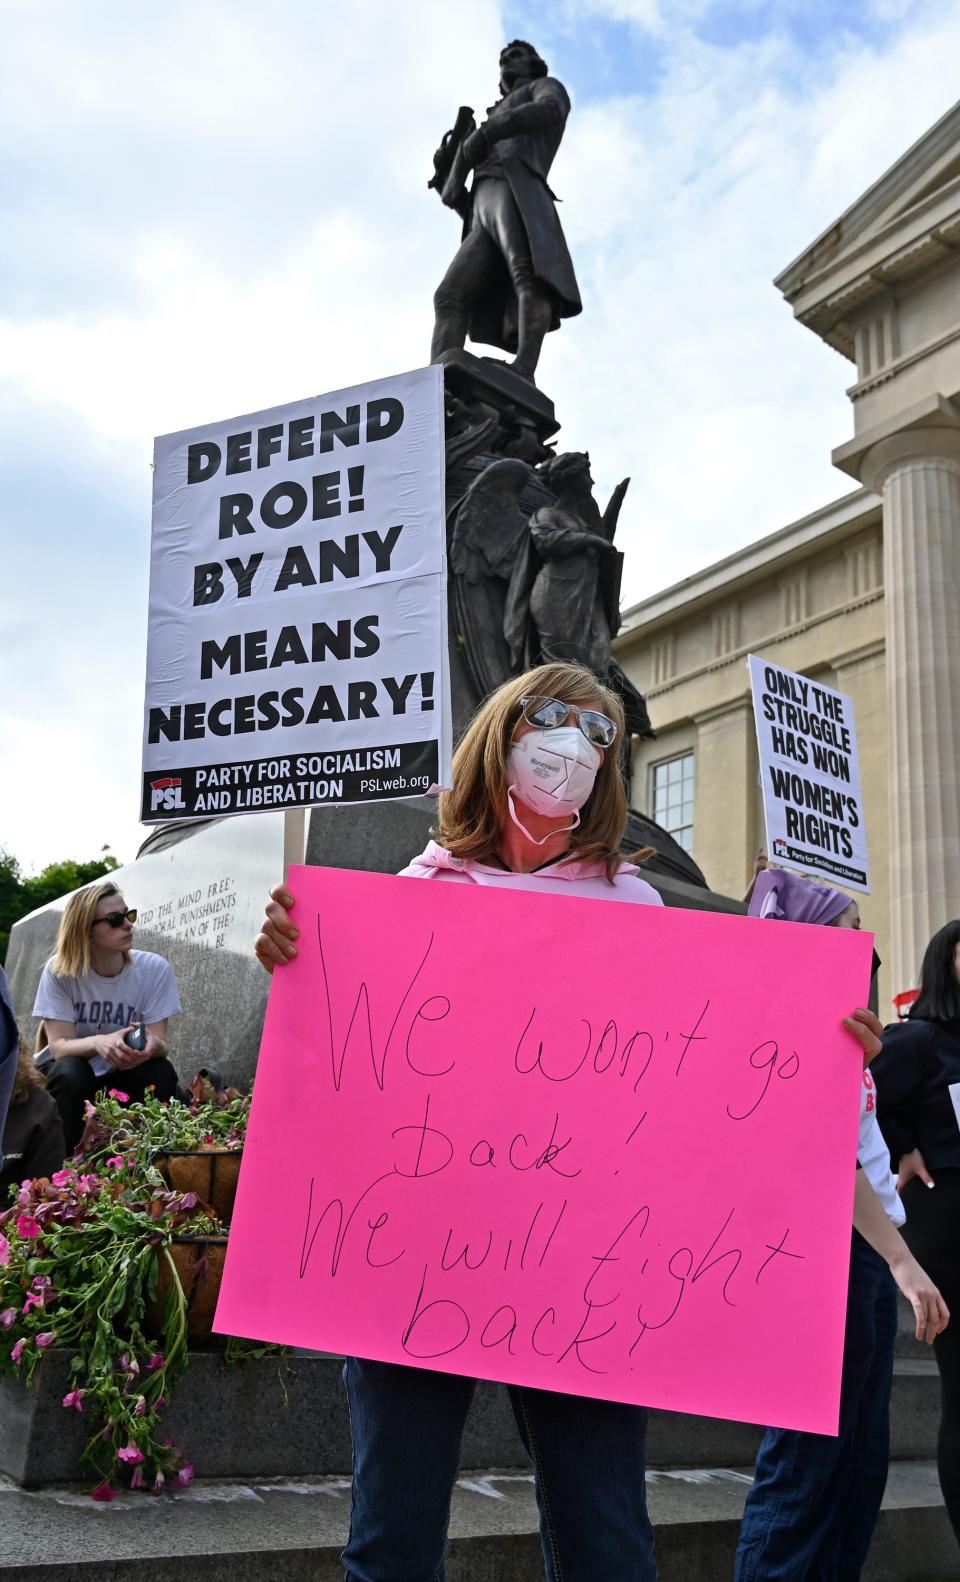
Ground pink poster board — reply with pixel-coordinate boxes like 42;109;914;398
215;865;874;1433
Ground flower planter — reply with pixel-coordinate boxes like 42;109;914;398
145;1235;228;1344
2;1090;253;1495
153;1149;242;1223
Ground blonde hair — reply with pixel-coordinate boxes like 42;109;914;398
50;880;130;979
436;661;645;882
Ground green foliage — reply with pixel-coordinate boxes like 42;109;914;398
0;847;119;963
78;1084;250;1168
0;1091;275;1498
0;1164;216;1494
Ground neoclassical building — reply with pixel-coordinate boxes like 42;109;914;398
617;97;960;1014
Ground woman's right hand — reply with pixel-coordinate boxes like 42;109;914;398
887;1249;950;1342
254;883;299;973
96;1028;142;1068
897;1146;934;1192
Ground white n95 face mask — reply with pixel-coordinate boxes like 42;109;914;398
507;727;603;843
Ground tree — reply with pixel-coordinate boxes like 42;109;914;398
0;848;119;964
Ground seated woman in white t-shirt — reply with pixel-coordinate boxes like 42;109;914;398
33;880;181;1151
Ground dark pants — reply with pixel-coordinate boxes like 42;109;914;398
341;1356;657;1581
901;1168;960;1545
46;1055;179;1152
431;178;552;375
735;1231;897;1581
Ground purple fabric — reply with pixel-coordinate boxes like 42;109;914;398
748;868;852;926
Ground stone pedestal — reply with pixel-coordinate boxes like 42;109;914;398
861;428;960;993
437;348;559;444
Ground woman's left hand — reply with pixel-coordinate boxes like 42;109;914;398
842;1006;884;1068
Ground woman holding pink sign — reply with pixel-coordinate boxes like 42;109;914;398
256;663;888;1582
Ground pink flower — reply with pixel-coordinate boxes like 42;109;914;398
105;1155;124;1170
176;1462;194;1486
0;1308;16;1329
83;1099;97;1119
36;1332;55;1349
11;1338;26;1364
117;1444;145;1465
146;1353;165;1372
51;1168;74;1187
108;1090;129;1103
62;1388;86;1411
155;1395;166;1408
129;1466;145;1489
0;1233;9;1265
15;1214;40;1240
151;1472;165;1494
22;1279;50;1312
91;1482;115;1502
133;1395;147;1417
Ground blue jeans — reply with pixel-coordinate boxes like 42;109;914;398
735;1231;897;1581
342;1356;657;1580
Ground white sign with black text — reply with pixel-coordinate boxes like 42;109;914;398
141;365;450;824
748;653;870;893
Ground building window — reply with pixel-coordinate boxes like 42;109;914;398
651;752;695;853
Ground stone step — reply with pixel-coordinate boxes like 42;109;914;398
0;1462;955;1581
0;1349;942;1488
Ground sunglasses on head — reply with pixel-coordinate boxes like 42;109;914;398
92;909;137;930
519;695;618;749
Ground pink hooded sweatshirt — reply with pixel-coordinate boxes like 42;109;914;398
397;840;664;907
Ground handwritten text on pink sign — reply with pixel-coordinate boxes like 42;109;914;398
215;866;872;1433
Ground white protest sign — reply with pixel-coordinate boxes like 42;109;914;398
748;653;870;893
141;366;450;824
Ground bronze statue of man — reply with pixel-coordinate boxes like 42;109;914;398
429;39;582;383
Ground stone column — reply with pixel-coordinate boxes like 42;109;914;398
861;428;960;994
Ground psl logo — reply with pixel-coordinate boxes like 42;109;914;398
773;837;788;857
150;776;185;812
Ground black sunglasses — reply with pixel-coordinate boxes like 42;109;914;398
92;909;137;930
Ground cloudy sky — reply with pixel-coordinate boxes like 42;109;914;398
2;0;959;873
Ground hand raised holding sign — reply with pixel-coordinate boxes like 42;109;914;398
254;883;299;969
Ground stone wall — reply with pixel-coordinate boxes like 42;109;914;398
6;814;284;1090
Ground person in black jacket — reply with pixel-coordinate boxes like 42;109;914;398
0;1039;66;1201
873;917;960;1546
